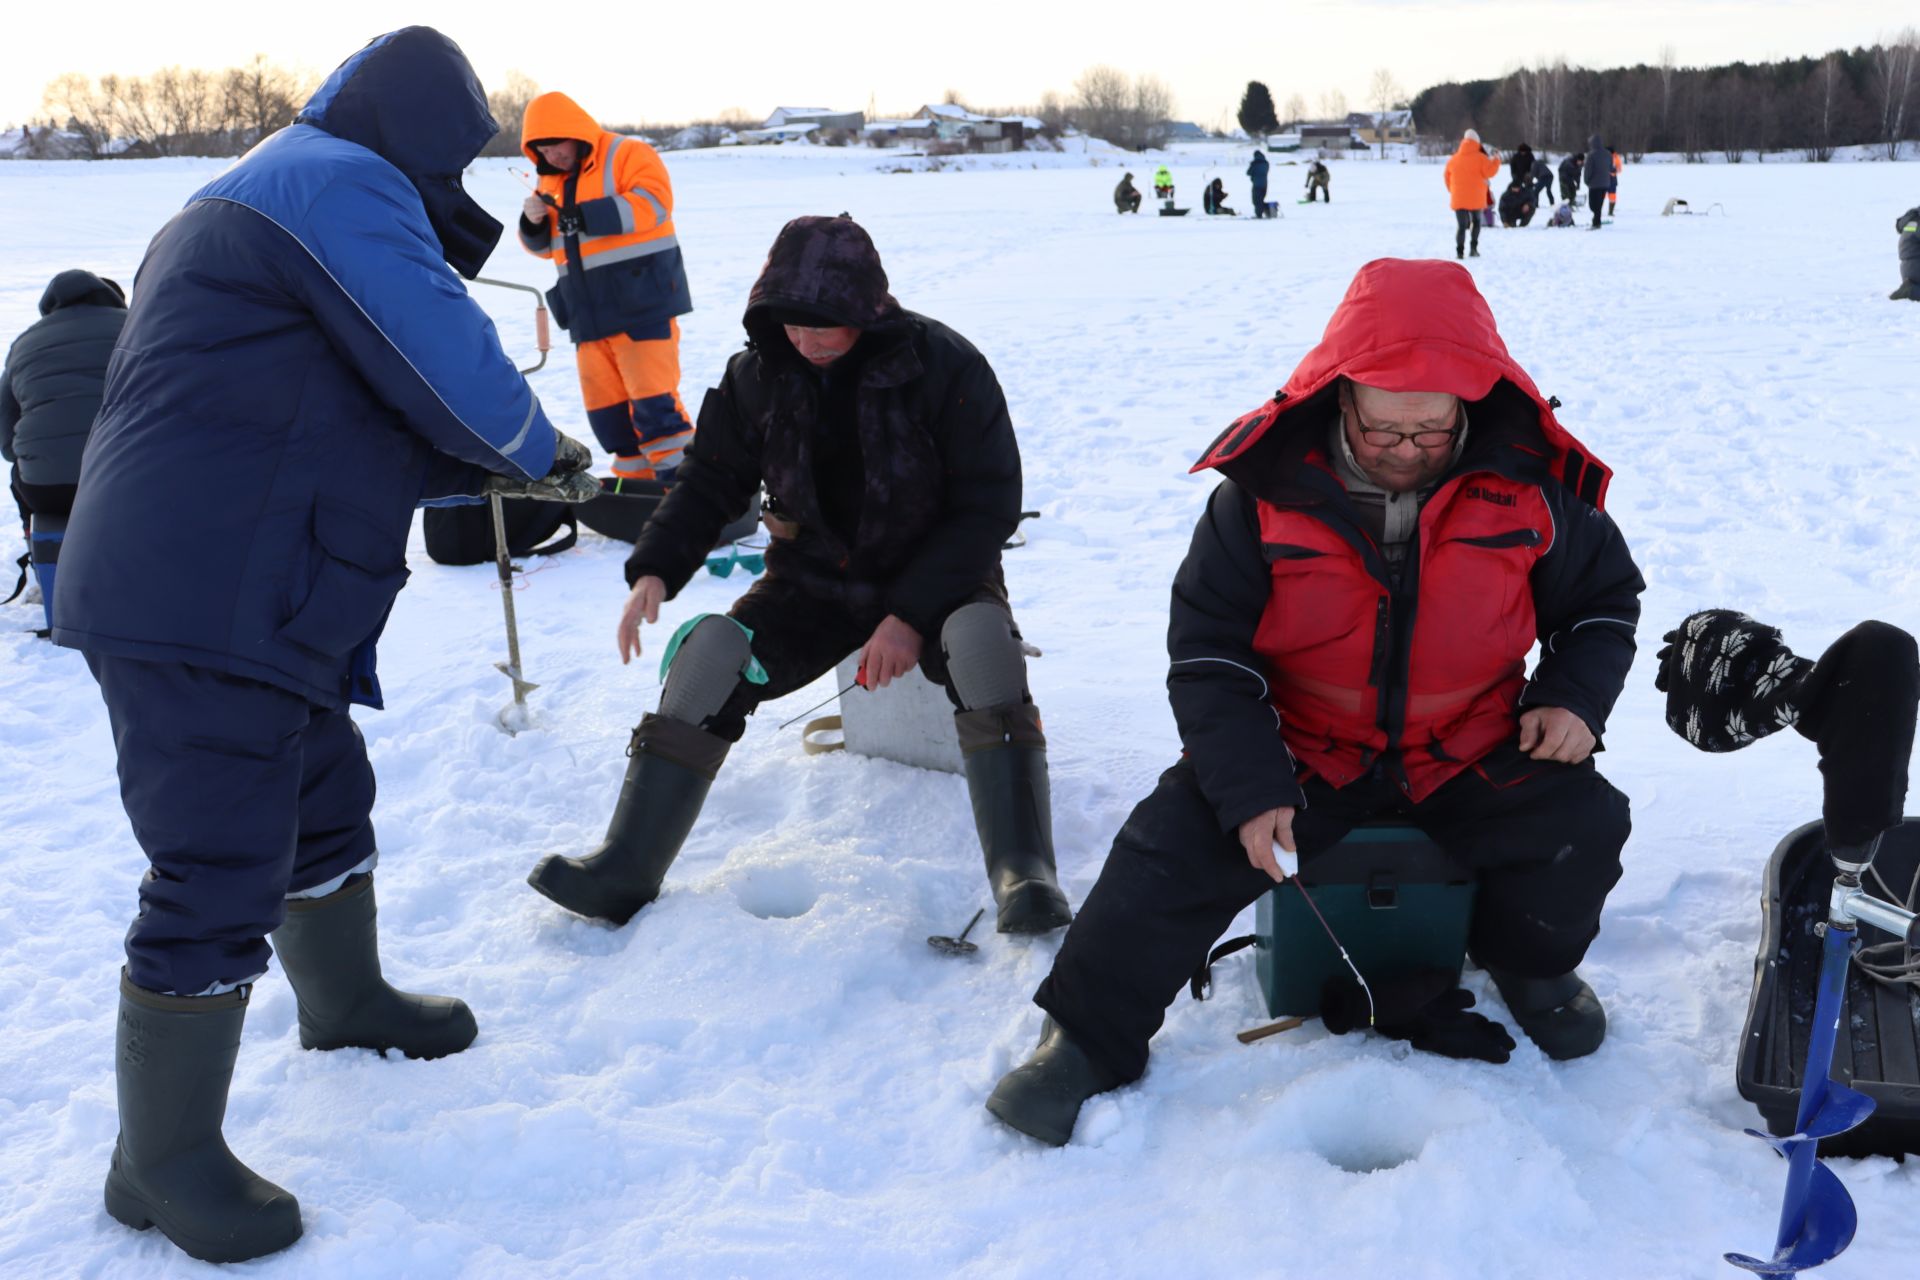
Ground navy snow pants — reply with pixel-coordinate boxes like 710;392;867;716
1034;749;1630;1083
86;654;378;995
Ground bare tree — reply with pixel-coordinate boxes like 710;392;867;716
1037;90;1069;136
1130;74;1175;150
1283;93;1308;129
1318;87;1348;122
153;67;221;153
1870;27;1918;159
1657;44;1678;144
1368;68;1403;157
42;72;115;157
222;55;304;149
482;71;541;157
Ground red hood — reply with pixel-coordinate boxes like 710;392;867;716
1193;258;1611;508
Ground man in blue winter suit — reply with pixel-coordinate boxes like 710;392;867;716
53;27;594;1264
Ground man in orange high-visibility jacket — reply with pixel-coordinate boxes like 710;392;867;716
519;92;694;483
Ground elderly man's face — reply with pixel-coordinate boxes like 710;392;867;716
783;324;863;368
1340;382;1462;493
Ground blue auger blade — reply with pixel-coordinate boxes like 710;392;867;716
1727;917;1873;1276
1724;1159;1858;1276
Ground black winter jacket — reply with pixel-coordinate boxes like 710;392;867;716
1559;155;1582;190
626;216;1020;637
1583;136;1612;191
1;270;125;500
1899;207;1920;285
1167;386;1643;832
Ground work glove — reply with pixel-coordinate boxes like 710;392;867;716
484;470;599;504
555;207;585;236
1653;609;1812;752
549;430;593;476
1321;969;1516;1064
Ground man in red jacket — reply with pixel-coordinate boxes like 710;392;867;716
987;258;1644;1146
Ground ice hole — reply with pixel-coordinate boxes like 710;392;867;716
731;864;820;920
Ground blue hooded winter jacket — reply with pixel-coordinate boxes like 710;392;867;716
54;27;557;711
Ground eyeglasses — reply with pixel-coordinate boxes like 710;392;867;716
1344;400;1461;449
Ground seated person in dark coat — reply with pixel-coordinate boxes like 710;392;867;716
1202;178;1235;215
1498;179;1537;227
1114;172;1142;214
1894;206;1920;301
529;214;1075;940
984;258;1643;1148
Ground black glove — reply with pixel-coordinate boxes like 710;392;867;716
555;207;585;236
549;431;593;476
1321;969;1516;1064
1653;609;1812;752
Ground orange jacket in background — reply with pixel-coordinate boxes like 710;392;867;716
518;91;691;343
1444;135;1502;211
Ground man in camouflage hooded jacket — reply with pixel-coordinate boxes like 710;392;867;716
527;214;1073;937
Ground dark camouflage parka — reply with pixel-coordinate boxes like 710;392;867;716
625;215;1022;635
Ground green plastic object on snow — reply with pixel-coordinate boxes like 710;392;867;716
1255;823;1476;1018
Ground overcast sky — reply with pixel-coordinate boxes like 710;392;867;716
4;1;1913;134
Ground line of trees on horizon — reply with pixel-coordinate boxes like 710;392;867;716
19;35;1917;163
1414;33;1919;161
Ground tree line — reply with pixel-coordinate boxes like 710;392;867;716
1413;34;1919;161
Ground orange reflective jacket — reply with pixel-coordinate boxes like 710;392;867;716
1443;136;1501;211
519;92;691;343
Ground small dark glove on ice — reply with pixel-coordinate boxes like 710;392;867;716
1321;969;1516;1064
548;431;593;476
555;207;585;235
1653;609;1812;752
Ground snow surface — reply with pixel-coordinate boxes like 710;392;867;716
3;148;1920;1278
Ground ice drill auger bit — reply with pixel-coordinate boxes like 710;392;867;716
1725;833;1918;1276
469;275;552;736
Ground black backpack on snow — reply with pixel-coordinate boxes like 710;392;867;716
422;497;577;566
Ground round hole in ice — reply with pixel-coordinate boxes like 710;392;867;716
731;864;821;920
1279;1063;1437;1173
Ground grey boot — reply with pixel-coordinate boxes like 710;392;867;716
271;875;476;1060
957;705;1073;934
527;714;727;925
1488;967;1606;1060
103;973;302;1263
1893;281;1915;301
985;1016;1123;1147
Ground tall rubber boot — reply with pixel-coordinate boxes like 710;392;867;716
526;713;727;925
1488;967;1606;1060
103;973;302;1263
957;704;1073;934
985;1016;1123;1147
1893;281;1915;301
270;875;476;1060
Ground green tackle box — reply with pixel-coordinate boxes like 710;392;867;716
1255;823;1477;1017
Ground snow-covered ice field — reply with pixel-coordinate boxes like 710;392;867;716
3;145;1919;1277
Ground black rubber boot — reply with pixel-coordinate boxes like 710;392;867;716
271;875;476;1060
527;714;726;926
1893;281;1915;301
957;705;1073;935
985;1016;1123;1146
1488;968;1606;1060
103;972;303;1263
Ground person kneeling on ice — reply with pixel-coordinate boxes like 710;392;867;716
51;28;595;1263
1202;178;1234;216
985;258;1643;1147
527;214;1074;937
1303;160;1330;203
1114;172;1142;214
1498;178;1537;228
1893;205;1920;301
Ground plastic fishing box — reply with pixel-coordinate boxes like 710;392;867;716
1254;823;1477;1018
1737;819;1920;1158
